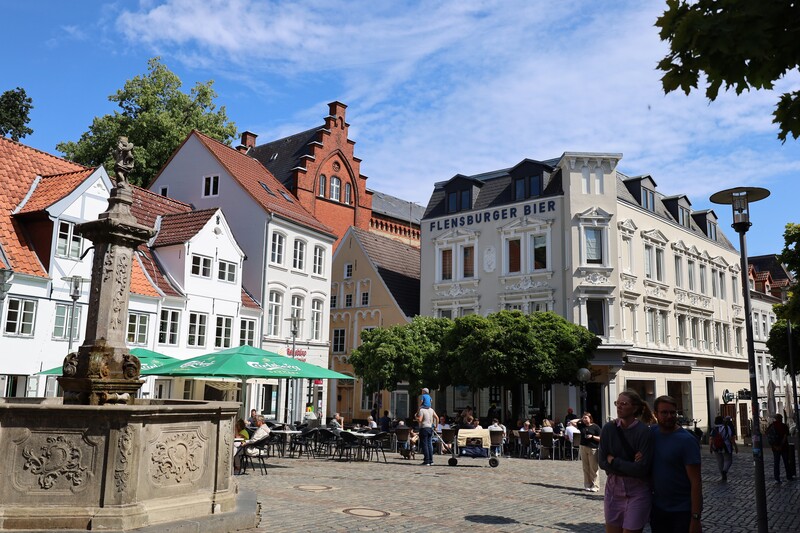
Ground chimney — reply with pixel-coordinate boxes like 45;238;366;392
241;130;257;149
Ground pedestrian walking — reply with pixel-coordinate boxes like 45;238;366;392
573;411;601;491
416;405;439;466
599;390;654;533
766;414;794;483
709;415;737;481
650;395;703;533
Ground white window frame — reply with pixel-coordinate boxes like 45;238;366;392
688;260;696;291
460;244;475;279
158;309;180;345
313;246;325;276
699;264;707;294
293;240;306;271
215;315;233;349
440;247;454;280
360;291;370;306
4;297;37;336
202;175;219;197
267;291;283;337
53;303;81;341
318;174;326;197
506;236;522;274
126;312;149;345
270;232;285;265
674;255;683;288
240;318;256;346
191;254;212;278
291;295;304;324
56;221;82;260
218;259;237;283
187;312;208;347
311;299;323;341
344;263;353;279
330;176;341;202
344;182;352;205
530;233;548;272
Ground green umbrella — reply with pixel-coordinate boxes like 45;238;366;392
140;344;352;380
38;347;178;375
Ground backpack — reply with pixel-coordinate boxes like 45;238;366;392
766;424;781;447
711;427;725;450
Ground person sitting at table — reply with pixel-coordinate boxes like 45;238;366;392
520;420;532;432
379;410;392;432
327;412;343;430
565;418;580;444
367;416;378;429
462;415;477;429
246;408;258;427
234;415;270;474
540;419;554;434
235;418;250;440
436;414;450;432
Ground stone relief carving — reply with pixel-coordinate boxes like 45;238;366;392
623;279;635;291
62;351;79;377
645;285;666;298
114;425;134;492
110;249;130;332
437;283;477;298
483;246;496;273
506;277;550;291
584;272;608;285
22;435;89;490
150;432;203;485
122;352;140;380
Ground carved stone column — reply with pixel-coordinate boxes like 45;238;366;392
59;138;156;405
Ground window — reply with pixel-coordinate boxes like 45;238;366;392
160;186;168;197
313;246;325;276
622;237;633;272
735;328;742;355
507;238;521;273
715;322;722;351
677;315;686;347
530;175;541;197
4;297;36;336
187;312;208;347
318;175;326;197
514;178;526;200
447;192;458;213
688;260;696;291
699;265;707;294
333;329;346;353
344;263;353;278
655;248;664;282
707;221;718;241
678;206;691;227
293;240;306;270
344;183;352;204
267;291;282;337
203;175;219;197
703;320;711;350
126;312;149;345
345;294;353;307
586;299;605;336
585;228;603;264
658;312;667;344
531;234;547;270
240;318;256;346
291;295;304;324
330;295;337;308
732;275;738;302
667;381;692;419
215;315;233;348
330;177;341;201
271;233;285;264
191;255;212;278
460;189;471;211
644;245;664;281
641;187;655;211
439;309;453;319
723;324;730;353
674;256;683;288
311;300;323;341
218;260;237;282
711;268;718;297
691;318;699;348
159;309;180;345
446;189;471;213
361;291;370;306
462;245;475;278
718;272;726;299
56;221;82;259
647;309;656;343
762;315;768;339
441;249;453;280
515;176;542;200
53;304;81;341
644;245;654;279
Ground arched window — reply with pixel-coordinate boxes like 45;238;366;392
344;183;352;205
330;176;341;202
318;174;326;197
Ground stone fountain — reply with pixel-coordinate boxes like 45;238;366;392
0;139;256;531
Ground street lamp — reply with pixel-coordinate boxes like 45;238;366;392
711;186;770;533
577;367;591;415
61;276;88;353
284;315;305;424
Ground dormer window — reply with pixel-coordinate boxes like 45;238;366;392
514;176;542;201
707;221;717;240
203;175;219;197
678;206;691;227
641;187;655;212
447;189;471;213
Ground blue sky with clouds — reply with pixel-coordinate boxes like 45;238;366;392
3;1;798;256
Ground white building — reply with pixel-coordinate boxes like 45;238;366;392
149;130;337;422
420;155;750;433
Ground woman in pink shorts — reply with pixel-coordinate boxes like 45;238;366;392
599;390;654;533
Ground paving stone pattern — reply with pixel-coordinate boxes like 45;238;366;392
236;450;799;532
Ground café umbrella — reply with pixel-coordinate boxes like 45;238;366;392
38;347;178;374
140;344;353;418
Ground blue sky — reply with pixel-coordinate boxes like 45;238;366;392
3;0;798;256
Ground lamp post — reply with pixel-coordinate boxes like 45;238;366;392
284;315;304;424
711;186;770;533
61;276;87;353
577;367;591;415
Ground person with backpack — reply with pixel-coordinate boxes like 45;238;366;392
709;415;737;481
766;414;794;484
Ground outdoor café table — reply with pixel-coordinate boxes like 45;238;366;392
346;431;377;461
271;429;302;457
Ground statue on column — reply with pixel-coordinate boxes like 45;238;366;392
113;136;135;188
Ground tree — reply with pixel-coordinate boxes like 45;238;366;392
767;320;800;375
656;0;800;142
57;57;237;187
0;87;33;141
776;223;800;323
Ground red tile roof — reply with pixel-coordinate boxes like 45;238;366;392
189;130;335;237
131;185;193;228
16;168;97;214
241;287;261;309
131;252;161;298
0;137;87;277
153;209;217;247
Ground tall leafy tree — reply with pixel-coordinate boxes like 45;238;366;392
0;87;33;141
767;320;800;374
768;223;800;373
57;57;237;187
656;0;800;141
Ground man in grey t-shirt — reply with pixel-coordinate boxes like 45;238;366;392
417;407;439;466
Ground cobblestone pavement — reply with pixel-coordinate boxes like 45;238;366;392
235;449;799;532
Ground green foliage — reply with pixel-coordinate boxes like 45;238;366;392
57;57;237;187
767;320;800;375
0;87;33;141
776;223;800;324
656;0;800;142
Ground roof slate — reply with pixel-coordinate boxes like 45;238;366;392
0;137;87;277
247;127;320;188
351;227;420;318
192;130;334;237
370;190;425;224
